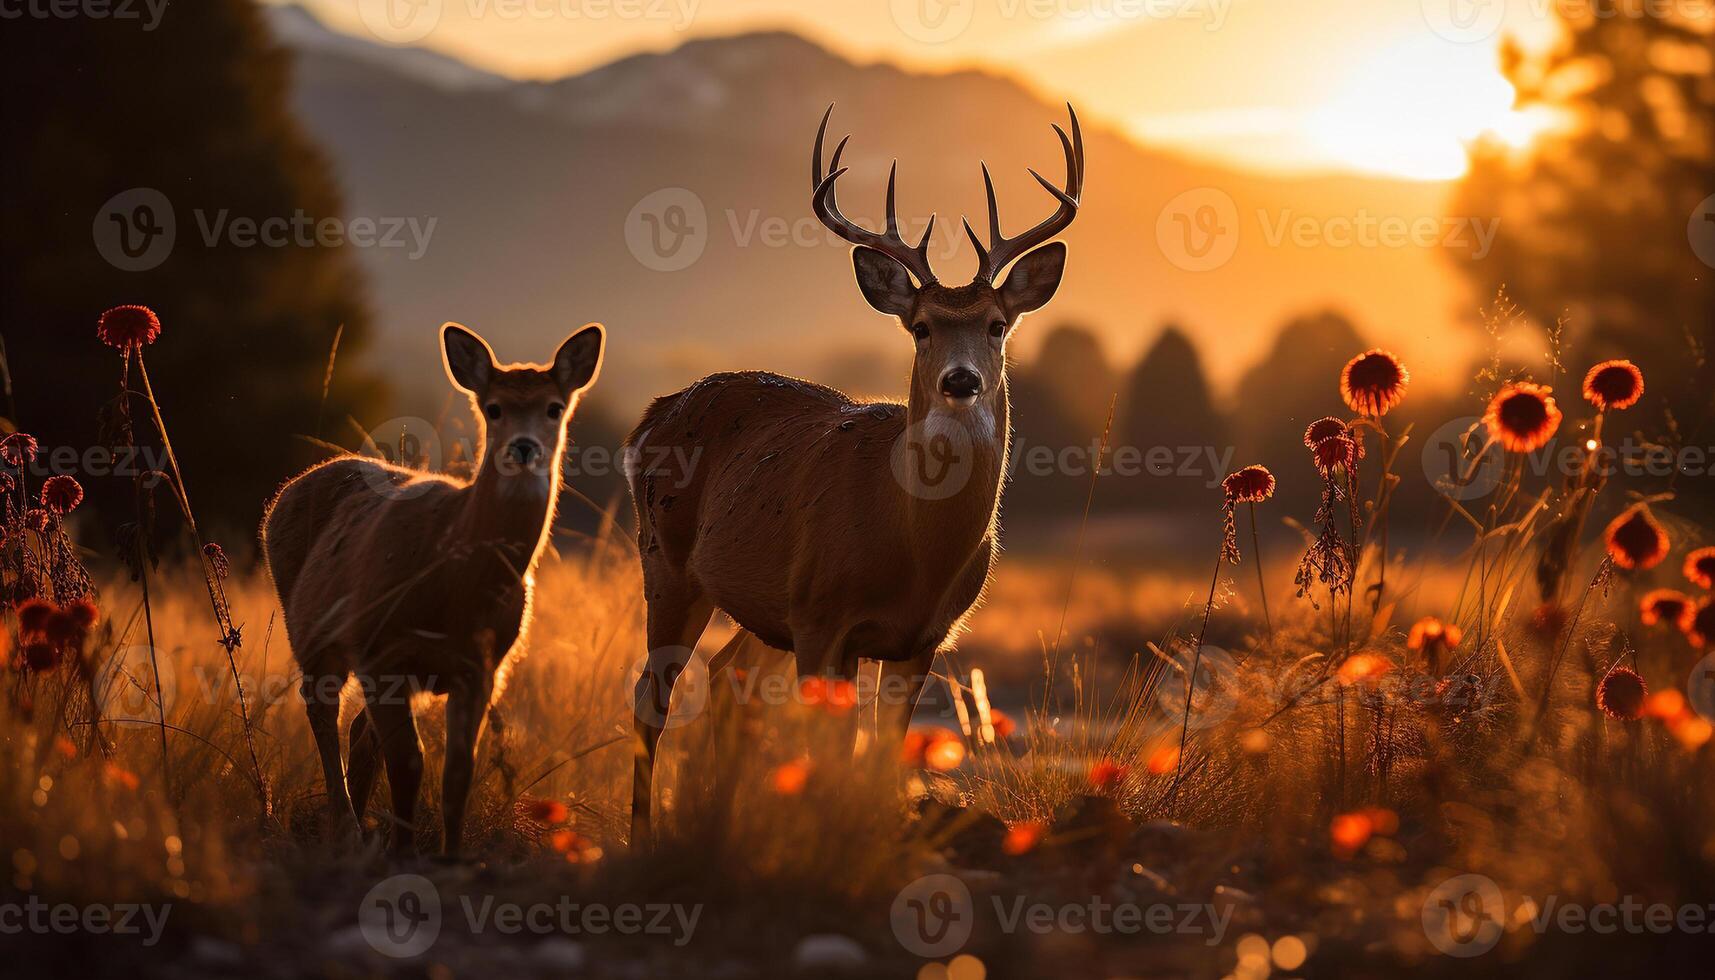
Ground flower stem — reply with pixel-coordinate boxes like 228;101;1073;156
1248;501;1273;645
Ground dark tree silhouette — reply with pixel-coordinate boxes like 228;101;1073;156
1007;324;1117;515
1112;325;1229;511
1457;4;1714;406
1231;310;1367;516
0;2;381;540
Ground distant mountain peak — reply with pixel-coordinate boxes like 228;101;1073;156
265;2;508;92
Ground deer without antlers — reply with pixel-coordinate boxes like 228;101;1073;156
625;103;1085;845
263;321;604;856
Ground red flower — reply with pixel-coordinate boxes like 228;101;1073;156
1596;668;1647;720
203;542;231;579
97;305;162;350
1685;547;1715;590
1222;465;1275;504
1340;349;1409;417
17;599;55;635
0;432;37;467
1691;598;1715;649
1312;434;1357;474
1581;360;1644;411
1640;589;1695;632
40;475;83;515
1407;617;1462;674
523;798;569;826
65;599;99;632
1303;417;1349;451
1087;759;1130;792
20;643;61;673
44;609;88;650
1604;504;1669;571
1484;383;1561;453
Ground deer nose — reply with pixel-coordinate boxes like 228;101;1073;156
940;368;983;400
504;438;543;467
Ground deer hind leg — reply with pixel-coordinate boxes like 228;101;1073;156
364;691;423;857
345;708;383;834
705;630;791;805
300;671;361;842
629;586;714;849
440;675;493;858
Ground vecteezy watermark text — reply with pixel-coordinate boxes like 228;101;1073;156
0;897;171;946
0;0;169;30
359;875;701;958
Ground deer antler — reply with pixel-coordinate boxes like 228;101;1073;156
811;104;939;286
963;104;1084;284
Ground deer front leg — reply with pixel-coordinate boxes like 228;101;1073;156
630;590;714;849
877;649;938;752
441;675;493;858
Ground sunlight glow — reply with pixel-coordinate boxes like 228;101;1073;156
1306;37;1549;180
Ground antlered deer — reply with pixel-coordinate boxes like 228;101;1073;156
263;322;604;855
626;104;1084;844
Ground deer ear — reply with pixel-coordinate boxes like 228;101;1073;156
442;322;496;393
851;246;917;318
552;323;605;395
998;241;1066;317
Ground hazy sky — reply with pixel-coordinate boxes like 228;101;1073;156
290;0;1560;179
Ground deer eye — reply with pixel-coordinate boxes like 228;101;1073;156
911;323;930;342
484;403;502;421
547;402;565;421
989;320;1008;338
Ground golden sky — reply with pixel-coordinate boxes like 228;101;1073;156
291;0;1559;180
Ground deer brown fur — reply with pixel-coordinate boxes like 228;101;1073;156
262;322;604;855
625;105;1084;845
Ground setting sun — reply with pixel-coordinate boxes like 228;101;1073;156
1306;36;1550;180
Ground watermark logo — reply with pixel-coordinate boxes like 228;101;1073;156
356;0;444;44
1423;416;1504;500
627;646;709;729
1157;188;1238;272
93;187;175;272
1690;192;1715;270
360;874;442;958
891;874;975;957
891;414;978;500
94;645;174;724
1155;644;1237;731
626;188;708;272
1688;652;1715;723
1422;873;1506;956
355;416;459;500
1421;0;1506;44
890;0;975;44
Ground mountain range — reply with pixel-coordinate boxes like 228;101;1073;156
265;3;1481;421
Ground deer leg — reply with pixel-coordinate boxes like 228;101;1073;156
365;693;423;857
705;630;791;804
877;649;939;752
792;634;863;767
345;708;382;831
629;590;714;848
440;675;493;858
300;672;360;842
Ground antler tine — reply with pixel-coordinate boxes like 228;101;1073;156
976;103;1085;283
808;105;939;286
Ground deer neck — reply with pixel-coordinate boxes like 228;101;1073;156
454;441;562;568
901;373;1009;562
